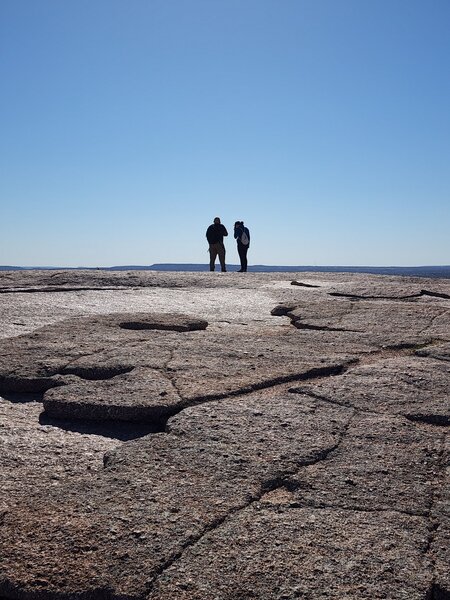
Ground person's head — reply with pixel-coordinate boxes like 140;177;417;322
234;221;241;228
214;217;221;225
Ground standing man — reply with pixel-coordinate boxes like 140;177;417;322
234;220;250;272
206;217;228;272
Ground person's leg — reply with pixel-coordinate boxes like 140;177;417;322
242;246;248;271
209;245;218;271
218;243;226;272
237;244;246;272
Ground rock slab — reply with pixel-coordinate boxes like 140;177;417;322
0;271;449;600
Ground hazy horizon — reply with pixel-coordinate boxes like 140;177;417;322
2;262;450;270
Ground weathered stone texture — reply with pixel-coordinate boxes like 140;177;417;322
288;413;441;515
291;356;450;424
147;506;432;600
429;434;450;596
0;394;351;599
0;271;448;600
276;298;449;346
43;367;182;422
416;341;450;362
0;397;120;506
0;313;355;423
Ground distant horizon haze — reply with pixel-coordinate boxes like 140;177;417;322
2;264;450;280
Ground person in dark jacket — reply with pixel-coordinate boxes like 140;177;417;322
234;220;250;272
206;217;228;272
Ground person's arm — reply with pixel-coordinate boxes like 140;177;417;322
234;227;239;240
222;225;228;236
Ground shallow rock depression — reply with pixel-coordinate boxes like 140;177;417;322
0;270;449;599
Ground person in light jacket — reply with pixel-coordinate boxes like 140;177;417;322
234;221;250;272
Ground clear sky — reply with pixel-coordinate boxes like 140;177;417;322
1;0;449;267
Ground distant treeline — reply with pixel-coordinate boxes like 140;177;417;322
1;264;450;278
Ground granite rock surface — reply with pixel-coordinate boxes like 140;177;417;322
0;270;449;600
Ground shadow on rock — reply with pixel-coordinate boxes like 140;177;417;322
38;412;162;441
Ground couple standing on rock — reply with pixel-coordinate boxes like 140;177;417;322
206;217;250;273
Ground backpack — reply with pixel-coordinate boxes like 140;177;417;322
240;230;249;245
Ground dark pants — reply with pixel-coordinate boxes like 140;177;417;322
209;242;226;271
237;243;248;271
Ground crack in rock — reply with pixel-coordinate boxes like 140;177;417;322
0;286;133;294
118;319;208;332
406;414;449;427
423;431;449;598
0;393;351;599
147;507;431;600
328;289;450;301
289;355;450;424
181;361;356;404
1;308;358;426
146;421;351;595
416;341;450;362
39;362;355;428
266;488;431;519
292;322;360;333
429;583;450;599
290;281;321;288
1;274;448;599
421;290;450;300
39;412;163;440
271;298;448;352
0;376;62;395
42;367;183;424
142;413;440;598
57;365;135;381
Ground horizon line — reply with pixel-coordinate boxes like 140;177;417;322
2;264;449;270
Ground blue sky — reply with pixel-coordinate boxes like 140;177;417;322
1;0;449;267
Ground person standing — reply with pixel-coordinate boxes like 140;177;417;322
234;220;250;272
206;217;228;272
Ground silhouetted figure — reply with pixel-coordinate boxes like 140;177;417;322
234;220;250;272
206;217;228;272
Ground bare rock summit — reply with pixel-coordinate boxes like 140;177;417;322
0;270;449;599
